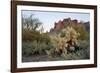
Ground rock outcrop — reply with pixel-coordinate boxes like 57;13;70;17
50;18;90;32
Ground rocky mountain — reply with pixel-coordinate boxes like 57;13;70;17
50;18;90;33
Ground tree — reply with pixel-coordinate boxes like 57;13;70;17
22;14;42;31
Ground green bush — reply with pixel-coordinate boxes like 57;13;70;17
22;41;52;56
22;29;51;43
60;47;90;60
22;29;41;42
79;40;89;49
22;42;34;56
32;41;51;54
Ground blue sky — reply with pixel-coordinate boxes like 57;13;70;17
22;10;90;32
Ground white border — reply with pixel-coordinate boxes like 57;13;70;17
17;5;94;68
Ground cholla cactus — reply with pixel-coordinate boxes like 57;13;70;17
59;27;80;46
49;26;80;55
63;27;80;40
50;35;67;53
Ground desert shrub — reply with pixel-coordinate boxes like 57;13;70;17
32;41;51;55
46;47;90;61
73;47;90;59
79;40;89;49
64;22;89;41
22;40;52;57
77;27;89;41
61;47;90;60
39;33;51;44
22;29;41;42
22;42;34;56
22;29;51;43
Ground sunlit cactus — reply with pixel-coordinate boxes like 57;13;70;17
49;26;80;55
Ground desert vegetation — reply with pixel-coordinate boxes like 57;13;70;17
22;14;90;62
